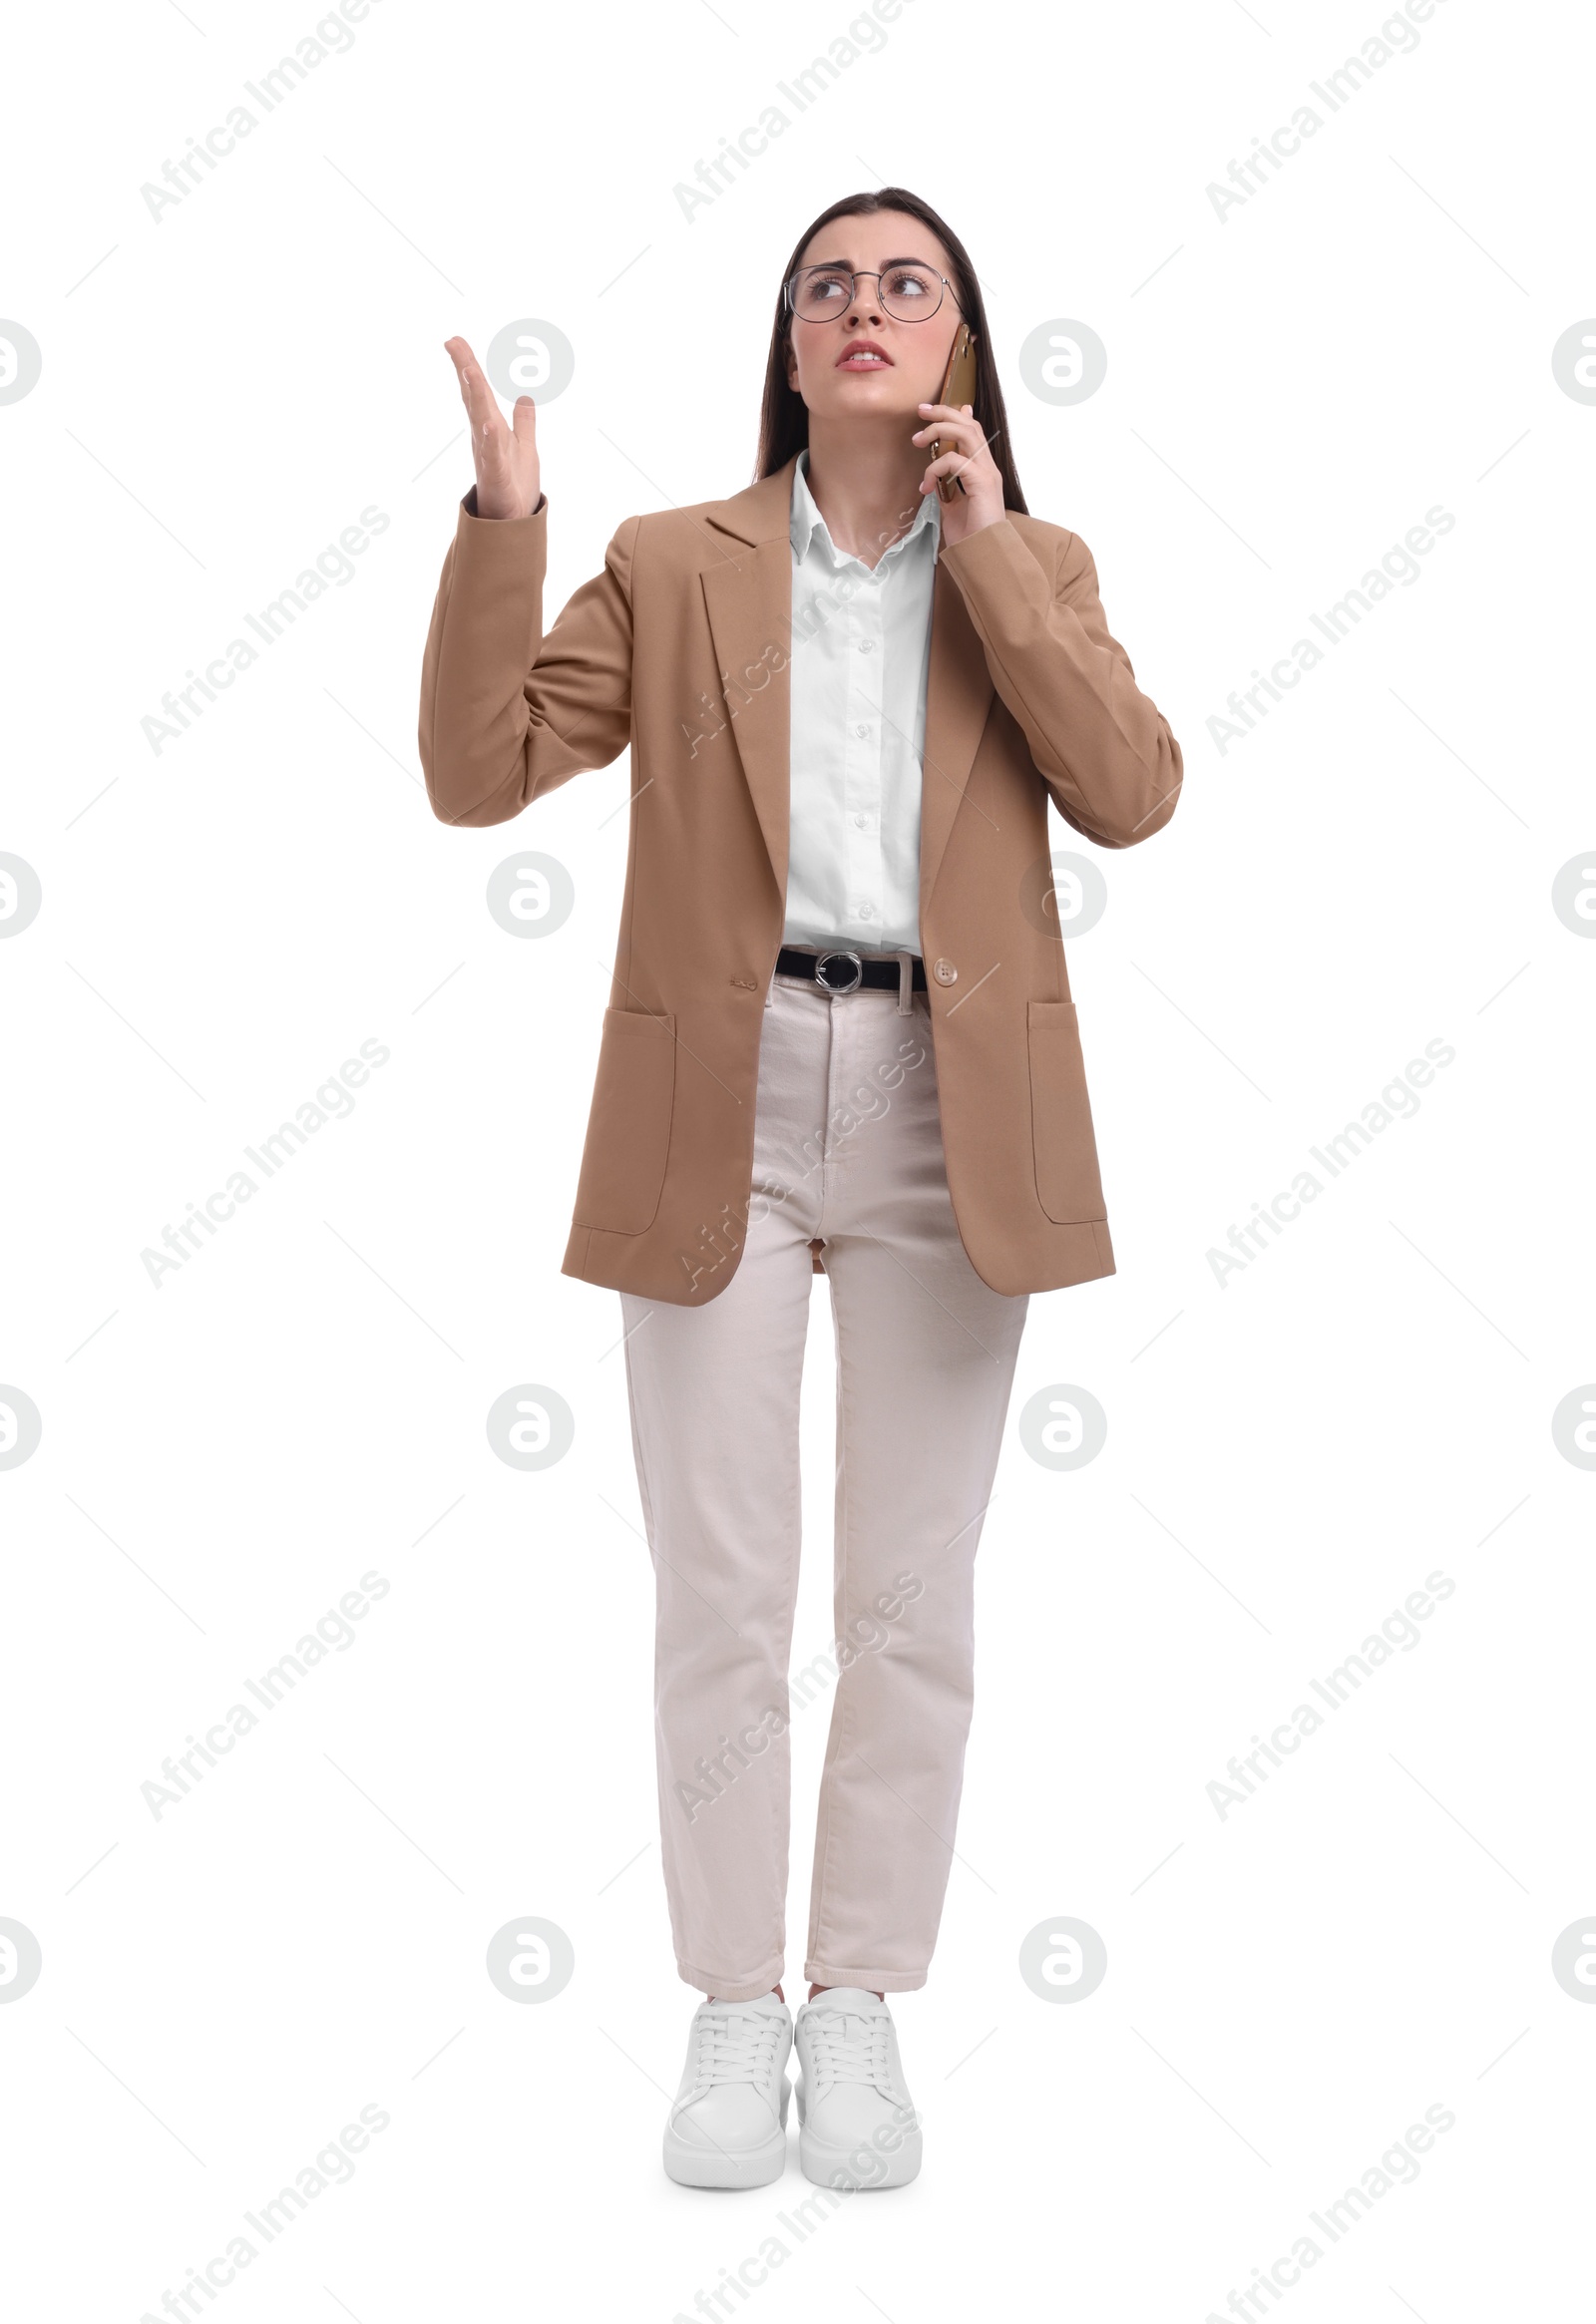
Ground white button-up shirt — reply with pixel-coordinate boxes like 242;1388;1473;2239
782;447;940;956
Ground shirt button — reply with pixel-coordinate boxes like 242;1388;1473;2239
853;813;869;828
857;638;875;652
853;723;870;738
933;958;958;985
858;902;875;919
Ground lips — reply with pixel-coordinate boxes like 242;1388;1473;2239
836;340;893;368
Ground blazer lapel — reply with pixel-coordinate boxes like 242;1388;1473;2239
699;534;794;903
918;556;995;916
698;456;996;927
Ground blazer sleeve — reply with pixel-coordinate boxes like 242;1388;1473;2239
938;517;1183;850
418;488;640;828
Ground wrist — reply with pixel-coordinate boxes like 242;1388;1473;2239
465;484;542;523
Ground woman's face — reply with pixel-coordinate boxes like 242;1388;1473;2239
782;209;966;431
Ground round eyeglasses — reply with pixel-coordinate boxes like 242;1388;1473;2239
785;263;955;324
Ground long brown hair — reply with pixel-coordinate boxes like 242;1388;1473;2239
754;188;1027;516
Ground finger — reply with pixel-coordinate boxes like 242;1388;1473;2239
912;434;978;462
918;449;975;493
445;339;501;435
444;336;484;394
911;410;979;449
510;395;539;448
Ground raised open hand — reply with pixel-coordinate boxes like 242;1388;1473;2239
445;337;541;522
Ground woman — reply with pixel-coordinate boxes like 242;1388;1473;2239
419;188;1182;2193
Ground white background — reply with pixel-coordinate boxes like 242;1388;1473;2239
3;0;1593;2315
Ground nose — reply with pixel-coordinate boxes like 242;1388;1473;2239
844;275;888;327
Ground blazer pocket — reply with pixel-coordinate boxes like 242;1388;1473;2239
571;1007;676;1236
1025;999;1107;1225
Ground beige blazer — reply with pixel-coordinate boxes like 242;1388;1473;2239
418;457;1182;1305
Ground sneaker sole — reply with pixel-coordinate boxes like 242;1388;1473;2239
663;2081;791;2189
798;2122;922;2189
662;2122;788;2189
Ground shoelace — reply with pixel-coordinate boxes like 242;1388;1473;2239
692;2010;782;2092
804;2008;893;2094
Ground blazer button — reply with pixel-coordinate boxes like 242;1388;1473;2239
932;958;958;985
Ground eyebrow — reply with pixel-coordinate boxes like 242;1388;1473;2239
800;253;940;273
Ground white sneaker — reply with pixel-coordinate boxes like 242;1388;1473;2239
793;1988;922;2188
662;1992;792;2188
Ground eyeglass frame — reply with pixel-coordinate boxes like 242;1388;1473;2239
783;261;962;324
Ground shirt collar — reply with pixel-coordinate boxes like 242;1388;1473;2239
789;446;940;570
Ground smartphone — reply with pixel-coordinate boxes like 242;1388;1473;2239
931;324;980;502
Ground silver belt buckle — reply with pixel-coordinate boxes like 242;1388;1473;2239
814;950;863;993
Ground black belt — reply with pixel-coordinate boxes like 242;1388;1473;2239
775;945;927;994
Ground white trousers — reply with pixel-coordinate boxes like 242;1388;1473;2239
620;967;1029;2000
